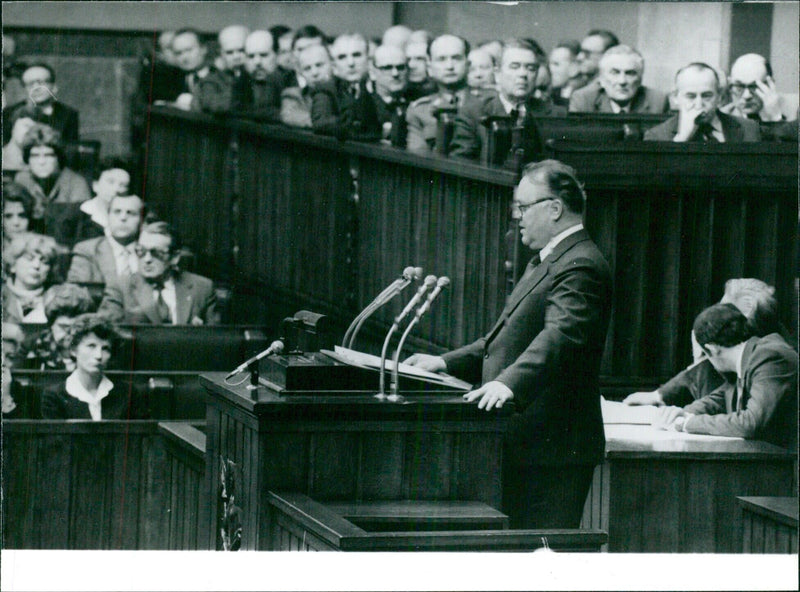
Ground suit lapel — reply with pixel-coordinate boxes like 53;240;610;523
97;239;118;283
131;274;163;324
174;274;194;325
719;113;743;142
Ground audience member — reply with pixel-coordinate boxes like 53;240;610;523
235;29;282;121
280;44;333;128
270;25;296;89
575;29;619;88
41;313;150;420
404;39;437;101
311;33;381;141
2;232;63;323
644;62;760;142
406;34;472;153
569;45;669;114
2;115;36;172
21;283;94;371
2;182;34;250
477;40;503;66
625;278;783;407
68;194;143;286
721;54;797;122
2;63;79;146
370;45;410;146
170;28;213;111
98;217;218;325
2;321;25;417
548;41;581;108
2;34;28;110
450;39;565;162
382;25;413;49
408;30;433;47
14;124;91;243
467;48;496;90
287;25;327;90
652;303;797;450
195;25;251;113
64;157;132;246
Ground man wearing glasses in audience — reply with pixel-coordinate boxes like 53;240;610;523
98;216;218;325
449;38;565;162
574;29;619;90
369;44;411;147
3;63;79;145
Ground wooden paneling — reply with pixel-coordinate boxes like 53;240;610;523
739;497;799;554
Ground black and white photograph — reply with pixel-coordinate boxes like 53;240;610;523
1;1;798;590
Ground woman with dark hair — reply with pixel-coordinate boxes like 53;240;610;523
2;181;35;249
13;123;90;244
40;313;149;420
2;232;63;323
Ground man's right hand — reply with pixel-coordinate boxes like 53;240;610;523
623;390;664;406
674;105;705;142
403;353;447;373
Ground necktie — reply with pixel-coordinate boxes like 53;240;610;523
350;82;360;99
148;279;171;323
514;103;527;126
186;72;197;93
694;122;719;143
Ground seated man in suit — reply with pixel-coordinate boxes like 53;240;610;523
644;62;760;142
548;41;581;108
232;29;283;122
721;54;796;123
406;34;473;154
653;303;797;451
449;38;565;163
575;29;619;90
170;28;214;111
369;44;410;147
98;216;218;325
280;44;332;128
3;63;79;146
195;25;251;113
311;33;381;141
569;45;669;114
68;194;143;287
404;39;437;102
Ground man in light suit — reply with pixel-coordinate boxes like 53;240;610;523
654;303;797;451
644;62;760;142
67;194;143;286
98;217;218;325
568;45;669;114
407;160;613;528
449;39;565;163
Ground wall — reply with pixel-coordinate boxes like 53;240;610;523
771;2;800;96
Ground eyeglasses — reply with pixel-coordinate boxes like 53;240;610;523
512;197;555;215
134;245;171;261
375;63;408;72
729;82;760;95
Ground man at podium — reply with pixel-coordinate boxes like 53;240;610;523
406;159;612;529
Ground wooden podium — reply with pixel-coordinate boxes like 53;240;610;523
200;372;506;551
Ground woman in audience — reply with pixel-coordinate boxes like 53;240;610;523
2;181;34;250
21;282;94;371
41;313;149;420
2;321;26;417
13;124;91;244
2;232;63;323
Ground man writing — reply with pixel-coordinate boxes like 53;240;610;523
407;160;612;529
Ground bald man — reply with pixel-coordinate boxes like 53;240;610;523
382;25;412;49
195;25;252;113
720;54;796;123
280;44;332;128
369;44;410;146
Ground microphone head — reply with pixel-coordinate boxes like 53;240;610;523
271;340;285;353
423;274;438;286
402;266;416;280
436;276;451;288
411;267;423;280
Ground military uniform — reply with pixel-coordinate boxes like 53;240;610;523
405;87;482;153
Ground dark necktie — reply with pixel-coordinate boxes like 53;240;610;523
350;82;360;99
147;279;171;323
512;103;527;127
694;121;719;143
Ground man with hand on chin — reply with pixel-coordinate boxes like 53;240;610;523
406;160;612;529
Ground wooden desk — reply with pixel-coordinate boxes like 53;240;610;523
738;496;798;553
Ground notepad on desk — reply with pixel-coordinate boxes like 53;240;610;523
601;397;659;424
325;346;473;391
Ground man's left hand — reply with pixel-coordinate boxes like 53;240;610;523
755;76;783;121
463;380;514;411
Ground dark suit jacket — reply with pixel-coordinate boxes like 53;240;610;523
643;111;761;142
442;229;613;466
683;334;797;450
449;91;565;162
3;100;79;145
371;93;409;147
568;83;670;114
98;270;219;325
68;236;119;285
41;379;149;420
311;77;381;141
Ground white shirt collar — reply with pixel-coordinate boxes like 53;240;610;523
106;234;138;275
539;224;584;262
498;92;518;115
609;100;630;114
65;371;114;421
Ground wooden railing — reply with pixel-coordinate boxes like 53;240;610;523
144;107;798;378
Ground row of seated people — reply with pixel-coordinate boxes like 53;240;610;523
134;25;797;164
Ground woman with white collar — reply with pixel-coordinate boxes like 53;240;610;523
41;314;149;420
2;231;62;323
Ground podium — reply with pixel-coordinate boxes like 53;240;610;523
200;372;507;550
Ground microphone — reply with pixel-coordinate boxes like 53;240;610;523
412;276;451;321
226;340;284;379
344;266;423;349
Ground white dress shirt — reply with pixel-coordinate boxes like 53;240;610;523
539;223;584;263
65;371;114;421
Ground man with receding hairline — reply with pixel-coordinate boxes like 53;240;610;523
280;44;333;128
195;25;251;113
369;44;410;146
721;53;796;123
